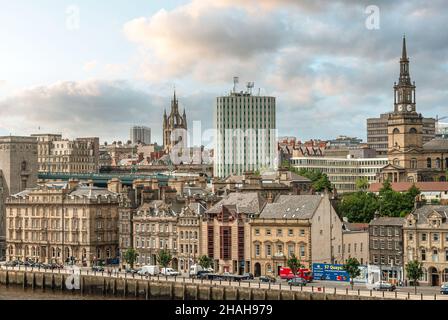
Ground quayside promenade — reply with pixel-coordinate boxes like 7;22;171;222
0;266;446;300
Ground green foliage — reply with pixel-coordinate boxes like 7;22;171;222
355;177;369;191
405;260;423;294
123;248;139;269
156;249;173;268
338;191;379;223
343;257;361;289
287;254;304;275
338;181;421;222
282;163;333;192
198;255;214;269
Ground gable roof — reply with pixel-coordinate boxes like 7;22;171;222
206;192;266;215
259;195;323;219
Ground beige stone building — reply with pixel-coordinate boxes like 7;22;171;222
177;202;205;272
0;136;38;260
250;194;344;277
341;221;369;265
201;192;266;274
133;201;179;268
32;134;99;174
403;205;448;286
5;180;120;266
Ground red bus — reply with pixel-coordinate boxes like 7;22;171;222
279;267;313;282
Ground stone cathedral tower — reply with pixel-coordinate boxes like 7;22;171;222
163;91;188;154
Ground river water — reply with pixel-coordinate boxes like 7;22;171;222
0;284;142;300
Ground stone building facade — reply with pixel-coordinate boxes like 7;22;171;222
201;192;266;274
379;37;448;183
403;205;448;286
0;136;38;260
5;180;120;266
250;194;344;277
32;134;99;174
342;221;369;265
368;216;405;284
132;201;179;268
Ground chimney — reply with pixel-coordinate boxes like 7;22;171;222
107;178;122;193
374;210;380;220
67;179;79;190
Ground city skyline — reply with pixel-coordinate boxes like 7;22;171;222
1;1;448;144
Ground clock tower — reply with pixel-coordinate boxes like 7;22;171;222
387;36;423;168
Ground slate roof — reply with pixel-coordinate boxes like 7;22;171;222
206;192;266;214
369;217;406;226
410;205;448;225
423;139;448;151
259;195;323;219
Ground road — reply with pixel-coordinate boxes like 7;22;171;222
1;265;446;300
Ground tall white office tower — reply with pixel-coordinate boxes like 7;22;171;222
214;84;277;178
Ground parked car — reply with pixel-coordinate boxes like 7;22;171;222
441;283;448;295
137;265;160;276
161;268;180;276
259;275;276;283
125;268;139;274
288;277;307;287
196;270;212;279
92;266;105;272
242;273;254;280
372;281;396;291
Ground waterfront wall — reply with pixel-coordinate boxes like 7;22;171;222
0;270;383;300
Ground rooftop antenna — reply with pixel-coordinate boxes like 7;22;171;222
233;77;239;93
246;82;254;94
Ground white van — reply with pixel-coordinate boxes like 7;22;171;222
189;264;203;277
138;265;160;276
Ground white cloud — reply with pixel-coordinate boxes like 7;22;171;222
83;60;98;72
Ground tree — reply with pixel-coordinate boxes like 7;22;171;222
355;177;369;191
343;258;361;290
123;248;139;269
156;249;173;268
296;168;333;192
287;254;304;275
406;260;423;294
338;191;379;223
198;255;214;269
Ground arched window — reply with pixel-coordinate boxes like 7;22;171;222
436;158;441;169
409;128;417;134
393;158;400;166
21;161;27;171
393;128;400;134
410;158;417;169
427;158;432;168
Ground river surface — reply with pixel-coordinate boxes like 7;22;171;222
0;284;144;300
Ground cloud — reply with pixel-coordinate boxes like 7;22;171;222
0;80;214;143
83;60;98;72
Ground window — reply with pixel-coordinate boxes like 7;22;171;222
380;227;385;236
277;244;283;255
387;228;392;237
395;228;399;237
373;255;378;264
445;249;448;261
427;158;432;168
380;240;385;250
433;233;439;242
348;244;351;253
277;229;283;237
432;249;439;262
288;229;293;236
300;229;305;237
421;249;426;261
288;244;294;257
388;241;393;250
300;245;305;258
266;229;271;236
373;240;378;249
255;244;260;257
421;233;427;241
373;227;378;236
265;244;272;257
255;229;260;236
408;233;413;241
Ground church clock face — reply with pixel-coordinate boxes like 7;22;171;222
398;105;403;112
407;104;413;112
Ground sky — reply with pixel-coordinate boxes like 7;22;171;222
0;0;448;145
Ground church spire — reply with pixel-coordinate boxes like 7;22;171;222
401;35;408;61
